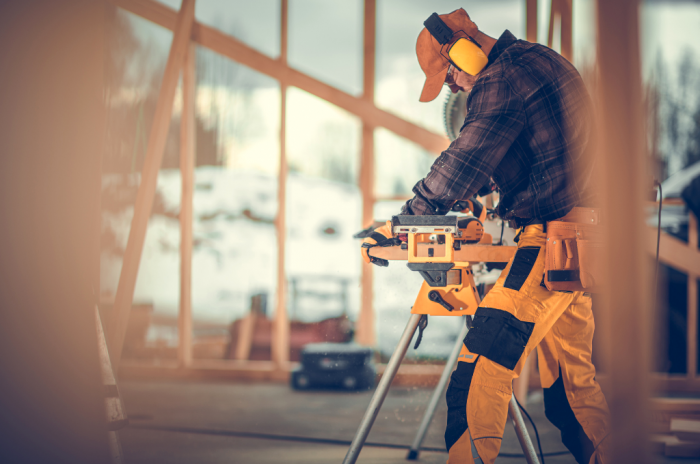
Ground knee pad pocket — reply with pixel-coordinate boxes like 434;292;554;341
465;307;534;370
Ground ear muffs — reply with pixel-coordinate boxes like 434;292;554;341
448;38;488;76
424;12;488;76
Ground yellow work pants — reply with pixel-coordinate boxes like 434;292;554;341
445;225;610;464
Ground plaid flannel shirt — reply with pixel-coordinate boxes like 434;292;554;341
401;30;595;221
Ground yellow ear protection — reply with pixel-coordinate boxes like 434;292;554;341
424;13;488;76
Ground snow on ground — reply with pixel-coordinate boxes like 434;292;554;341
101;167;463;357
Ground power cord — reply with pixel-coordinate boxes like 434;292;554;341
513;394;545;464
653;180;663;303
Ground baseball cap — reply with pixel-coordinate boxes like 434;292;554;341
416;8;479;102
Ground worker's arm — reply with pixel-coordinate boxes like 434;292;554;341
402;76;526;215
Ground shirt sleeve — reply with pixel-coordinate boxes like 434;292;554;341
401;76;526;216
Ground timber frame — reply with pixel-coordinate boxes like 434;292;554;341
106;0;693;411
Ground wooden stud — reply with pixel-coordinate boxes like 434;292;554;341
272;0;290;367
110;0;450;156
178;42;196;368
526;0;538;43
689;212;698;378
108;0;196;369
547;0;557;49
560;0;573;62
356;0;377;347
595;0;651;461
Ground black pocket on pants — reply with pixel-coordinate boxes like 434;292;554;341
464;307;535;370
504;246;540;291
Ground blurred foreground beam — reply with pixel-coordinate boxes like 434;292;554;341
110;0;450;156
0;0;110;461
178;42;196;368
109;0;196;368
595;0;651;461
356;0;377;347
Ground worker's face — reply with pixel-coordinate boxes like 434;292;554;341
445;66;478;94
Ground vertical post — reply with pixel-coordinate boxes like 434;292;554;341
688;212;698;379
595;0;651;461
272;0;290;367
178;42;196;367
108;0;196;368
547;0;557;49
526;0;538;43
560;0;573;62
356;0;377;347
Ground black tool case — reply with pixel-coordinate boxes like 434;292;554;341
290;342;376;391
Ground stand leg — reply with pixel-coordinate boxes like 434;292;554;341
406;318;468;460
342;313;423;464
508;394;540;464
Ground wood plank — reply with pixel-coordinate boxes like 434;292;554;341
547;0;557;48
370;244;517;263
665;436;700;458
356;0;377;347
648;230;700;276
560;0;573;62
110;0;450;156
272;0;290;367
671;418;700;443
526;0;538;43
178;42;196;367
595;0;651;461
234;312;257;361
690;212;698;378
108;0;196;368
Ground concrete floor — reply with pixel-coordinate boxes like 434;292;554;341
118;380;698;463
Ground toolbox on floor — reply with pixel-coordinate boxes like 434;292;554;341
290;342;376;391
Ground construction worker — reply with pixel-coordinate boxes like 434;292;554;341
361;8;610;464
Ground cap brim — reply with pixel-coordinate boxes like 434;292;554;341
419;66;448;102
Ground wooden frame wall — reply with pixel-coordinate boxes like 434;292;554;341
107;0;698;398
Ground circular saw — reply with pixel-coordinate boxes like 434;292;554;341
443;90;469;141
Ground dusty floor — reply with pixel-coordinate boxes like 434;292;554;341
118;380;698;463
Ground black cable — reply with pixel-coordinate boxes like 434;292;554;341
499;218;505;245
654;180;663;304
514;394;545;464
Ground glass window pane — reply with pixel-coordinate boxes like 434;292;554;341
376;0;524;134
641;1;700;182
102;9;181;362
191;47;281;360
288;0;363;96
285;87;362;354
374;127;435;199
195;0;281;58
286;87;361;183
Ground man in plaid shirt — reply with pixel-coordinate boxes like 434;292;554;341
361;8;610;464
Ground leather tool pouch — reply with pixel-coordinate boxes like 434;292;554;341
544;208;605;293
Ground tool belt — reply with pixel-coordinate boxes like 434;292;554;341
543;207;605;293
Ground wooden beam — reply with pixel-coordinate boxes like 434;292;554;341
108;0;196;368
178;42;195;368
356;0;377;347
560;0;573;62
595;0;651;461
110;0;450;156
526;0;538;43
547;0;557;48
688;212;698;378
272;0;290;367
648;231;700;276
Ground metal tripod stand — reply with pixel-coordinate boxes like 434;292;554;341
342;314;540;464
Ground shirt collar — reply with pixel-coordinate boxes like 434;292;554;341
484;30;517;70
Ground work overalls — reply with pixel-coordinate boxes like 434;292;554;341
445;224;611;464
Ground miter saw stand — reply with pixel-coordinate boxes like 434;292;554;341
343;215;540;464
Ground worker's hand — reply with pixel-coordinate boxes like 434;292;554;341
360;221;399;267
